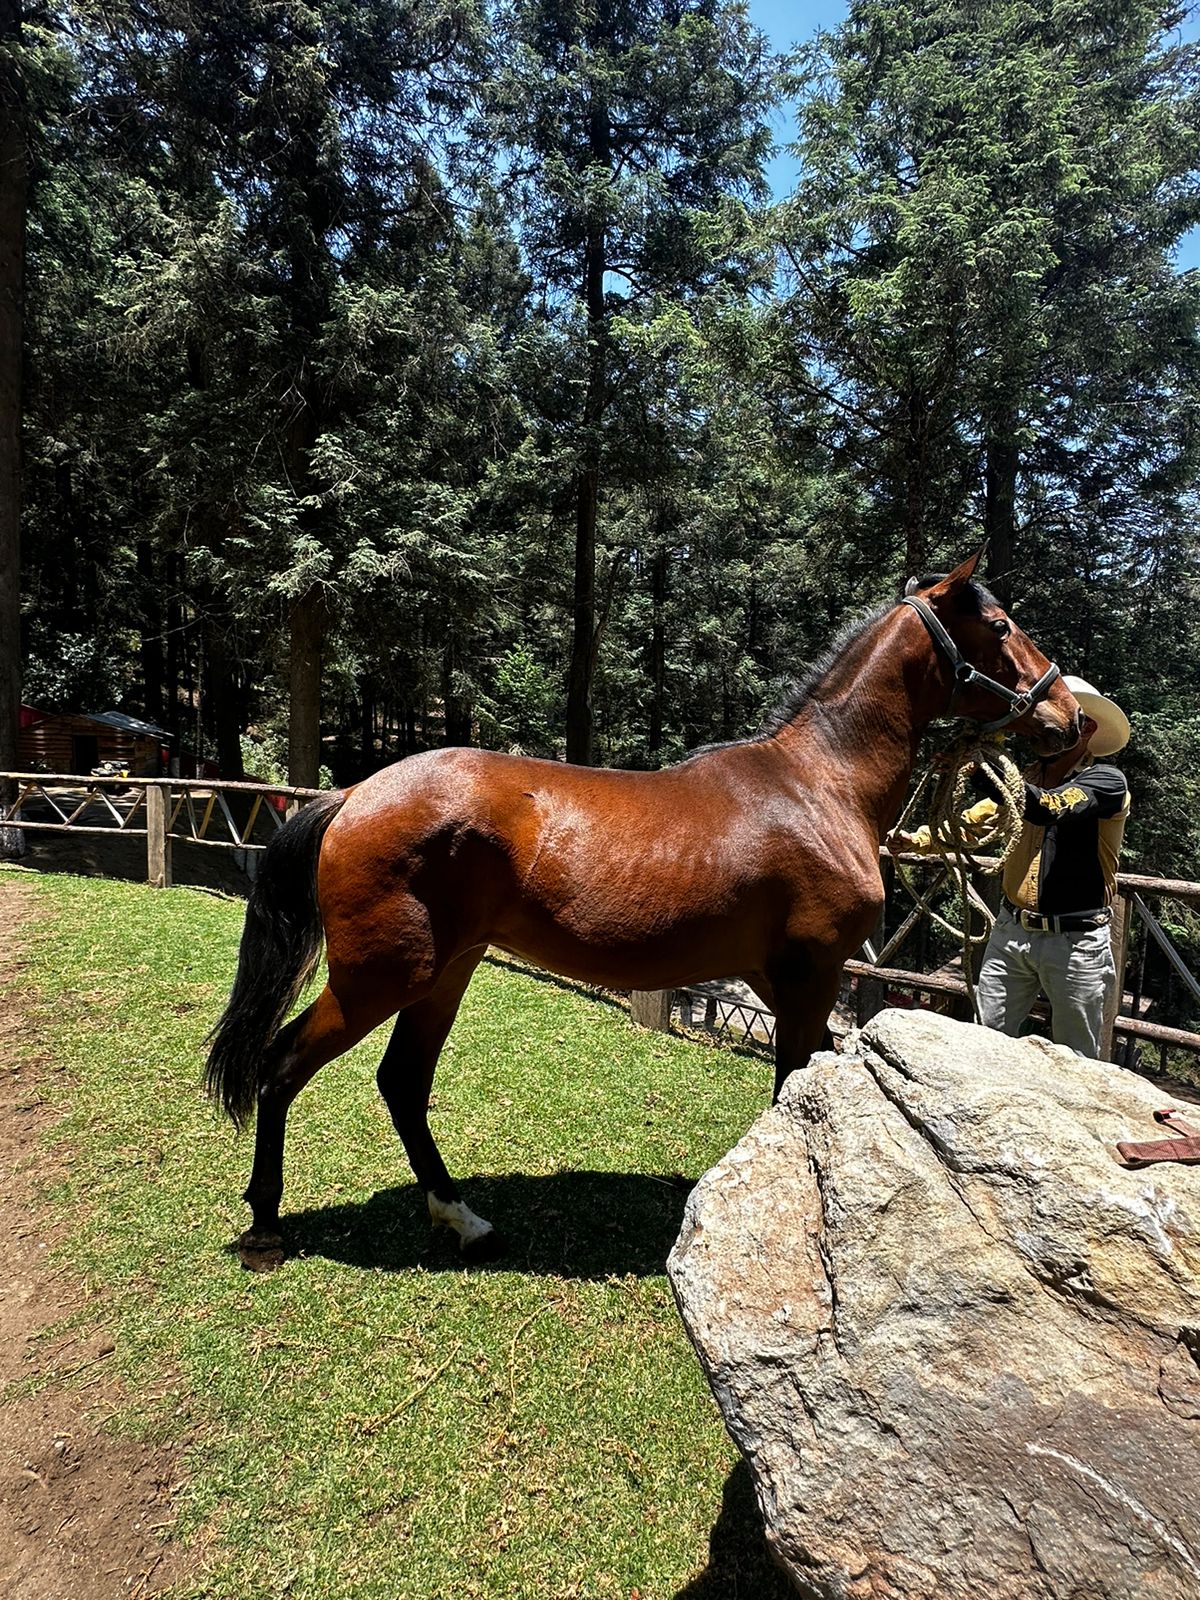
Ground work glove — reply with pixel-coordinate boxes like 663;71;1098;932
887;798;999;855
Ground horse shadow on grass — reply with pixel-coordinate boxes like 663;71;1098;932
282;1168;698;1279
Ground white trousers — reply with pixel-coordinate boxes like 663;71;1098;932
977;906;1115;1060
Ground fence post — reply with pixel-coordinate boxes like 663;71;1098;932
0;773;23;859
146;782;172;889
856;900;888;1026
631;989;673;1031
1102;890;1133;1062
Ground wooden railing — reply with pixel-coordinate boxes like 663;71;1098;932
1101;875;1200;1070
0;771;323;888
634;850;1200;1069
845;853;1200;1068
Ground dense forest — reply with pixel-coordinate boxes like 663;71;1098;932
2;0;1200;878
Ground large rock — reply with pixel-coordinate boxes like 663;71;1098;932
668;1009;1200;1599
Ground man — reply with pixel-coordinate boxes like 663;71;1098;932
975;675;1130;1058
889;675;1130;1057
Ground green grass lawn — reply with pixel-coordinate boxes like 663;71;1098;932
6;871;792;1600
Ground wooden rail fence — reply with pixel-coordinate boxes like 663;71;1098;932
845;854;1200;1068
0;770;322;888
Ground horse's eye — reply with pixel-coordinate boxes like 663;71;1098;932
992;619;1011;638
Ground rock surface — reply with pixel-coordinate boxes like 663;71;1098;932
667;1009;1200;1599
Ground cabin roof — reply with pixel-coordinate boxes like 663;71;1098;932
20;704;173;739
90;710;173;739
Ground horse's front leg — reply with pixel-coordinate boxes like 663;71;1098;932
767;958;845;1102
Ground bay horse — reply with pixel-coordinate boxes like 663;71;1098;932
206;551;1080;1263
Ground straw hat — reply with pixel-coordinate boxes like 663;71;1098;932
1062;675;1130;758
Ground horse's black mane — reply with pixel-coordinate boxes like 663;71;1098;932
759;575;1000;736
685;576;999;758
754;601;894;739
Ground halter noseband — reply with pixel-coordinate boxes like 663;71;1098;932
899;595;1061;734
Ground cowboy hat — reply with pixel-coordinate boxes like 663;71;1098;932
1062;675;1130;757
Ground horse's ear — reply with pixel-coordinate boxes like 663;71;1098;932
928;545;987;596
903;576;921;596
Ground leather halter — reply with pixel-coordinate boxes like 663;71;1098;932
899;595;1062;734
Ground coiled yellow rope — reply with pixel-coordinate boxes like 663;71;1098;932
887;731;1027;1018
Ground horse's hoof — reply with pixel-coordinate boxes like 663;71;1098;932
237;1229;285;1272
460;1228;505;1264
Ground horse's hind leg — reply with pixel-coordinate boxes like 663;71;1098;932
241;981;392;1266
374;952;499;1261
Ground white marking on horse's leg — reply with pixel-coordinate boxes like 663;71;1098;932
427;1193;495;1250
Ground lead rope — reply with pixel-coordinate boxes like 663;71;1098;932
888;732;1026;1019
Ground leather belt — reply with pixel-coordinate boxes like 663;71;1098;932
1003;900;1111;933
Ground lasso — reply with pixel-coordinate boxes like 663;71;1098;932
887;732;1026;1019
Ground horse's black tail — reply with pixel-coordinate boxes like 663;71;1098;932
205;789;347;1128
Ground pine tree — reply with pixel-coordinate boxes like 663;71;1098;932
61;0;486;783
0;0;27;844
779;0;1200;595
488;0;774;761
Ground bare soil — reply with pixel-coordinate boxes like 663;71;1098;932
0;877;191;1599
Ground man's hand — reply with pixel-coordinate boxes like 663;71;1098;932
887;796;1000;856
886;824;935;854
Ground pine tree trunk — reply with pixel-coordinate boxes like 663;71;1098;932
278;77;334;790
566;452;598;765
359;682;374;775
287;586;323;788
136;541;165;725
0;0;26;857
648;544;667;759
165;551;184;745
441;636;471;747
205;621;245;779
283;393;326;787
566;101;610;767
903;391;930;576
985;423;1018;605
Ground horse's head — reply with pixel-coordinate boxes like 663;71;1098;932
904;551;1082;753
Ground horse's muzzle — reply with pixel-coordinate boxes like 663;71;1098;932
1032;701;1084;755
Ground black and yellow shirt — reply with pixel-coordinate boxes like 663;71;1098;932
1003;761;1130;916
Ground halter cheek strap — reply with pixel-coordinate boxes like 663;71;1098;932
899;595;1061;733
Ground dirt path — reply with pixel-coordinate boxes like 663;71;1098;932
0;876;189;1599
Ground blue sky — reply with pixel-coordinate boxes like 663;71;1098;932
746;0;1200;271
